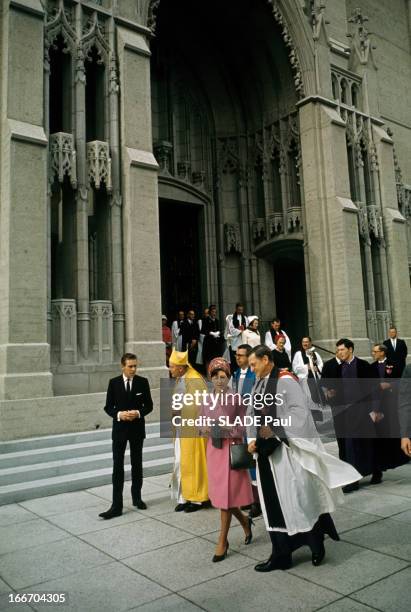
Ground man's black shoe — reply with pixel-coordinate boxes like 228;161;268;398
99;507;122;520
175;503;189;512
370;472;383;485
184;502;202;513
133;499;147;510
342;482;360;493
254;555;292;572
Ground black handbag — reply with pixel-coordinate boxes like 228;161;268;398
229;442;256;470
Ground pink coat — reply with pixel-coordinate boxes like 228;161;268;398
201;394;253;510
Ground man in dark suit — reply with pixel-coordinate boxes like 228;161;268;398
180;309;199;363
99;352;153;519
384;326;408;376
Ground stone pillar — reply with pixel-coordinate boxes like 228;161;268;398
0;0;53;399
116;27;164;374
298;97;369;354
74;7;89;360
373;125;411;334
108;41;125;359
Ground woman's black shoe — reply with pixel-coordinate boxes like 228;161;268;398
249;502;262;518
309;522;326;566
254;555;292;572
312;541;325;566
212;541;229;562
319;514;340;541
244;517;254;545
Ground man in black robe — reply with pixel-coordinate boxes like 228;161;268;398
370;344;409;476
246;345;345;571
202;305;224;367
322;339;378;492
399;364;411;458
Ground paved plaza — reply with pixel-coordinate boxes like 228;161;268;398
0;448;410;612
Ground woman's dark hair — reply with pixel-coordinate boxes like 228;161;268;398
210;367;229;378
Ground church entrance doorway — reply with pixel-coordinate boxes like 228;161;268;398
272;245;308;350
159;199;203;321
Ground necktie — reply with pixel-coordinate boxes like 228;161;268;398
126;379;131;394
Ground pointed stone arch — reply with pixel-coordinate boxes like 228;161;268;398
144;0;316;98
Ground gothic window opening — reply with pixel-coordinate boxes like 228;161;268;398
254;156;265;218
50;181;75;300
360;242;370;310
88;188;111;302
85;46;106;142
49;34;72;134
288;140;301;207
151;56;170;143
173;88;191;177
340;79;348;105
346;137;358;201
270;151;283;213
361;141;374;205
331;73;339;101
351;83;360;109
371;239;384;311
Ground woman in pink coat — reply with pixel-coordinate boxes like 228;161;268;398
201;357;253;562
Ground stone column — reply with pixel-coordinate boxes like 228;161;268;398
108;38;125;359
298;96;369;354
373;124;411;333
357;159;377;314
116;27;164;376
0;0;53;399
369;145;392;315
74;9;90;361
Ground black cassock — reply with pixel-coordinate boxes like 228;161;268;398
253;368;340;558
201;316;224;363
321;357;377;476
370;360;409;471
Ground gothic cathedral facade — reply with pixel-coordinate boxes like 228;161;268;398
0;0;410;439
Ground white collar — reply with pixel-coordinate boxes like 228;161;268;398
123;374;133;384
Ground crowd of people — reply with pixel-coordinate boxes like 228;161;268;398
100;307;411;575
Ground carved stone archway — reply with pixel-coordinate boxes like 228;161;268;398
145;0;317;99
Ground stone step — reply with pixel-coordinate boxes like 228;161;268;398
0;456;174;506
0;431;168;468
0;423;174;505
0;422;159;453
0;443;174;486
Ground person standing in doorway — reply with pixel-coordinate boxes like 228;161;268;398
264;318;291;359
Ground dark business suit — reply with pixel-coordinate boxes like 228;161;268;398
180;319;200;364
383;338;408;376
104;374;153;509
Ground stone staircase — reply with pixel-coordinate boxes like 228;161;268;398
0;423;173;505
